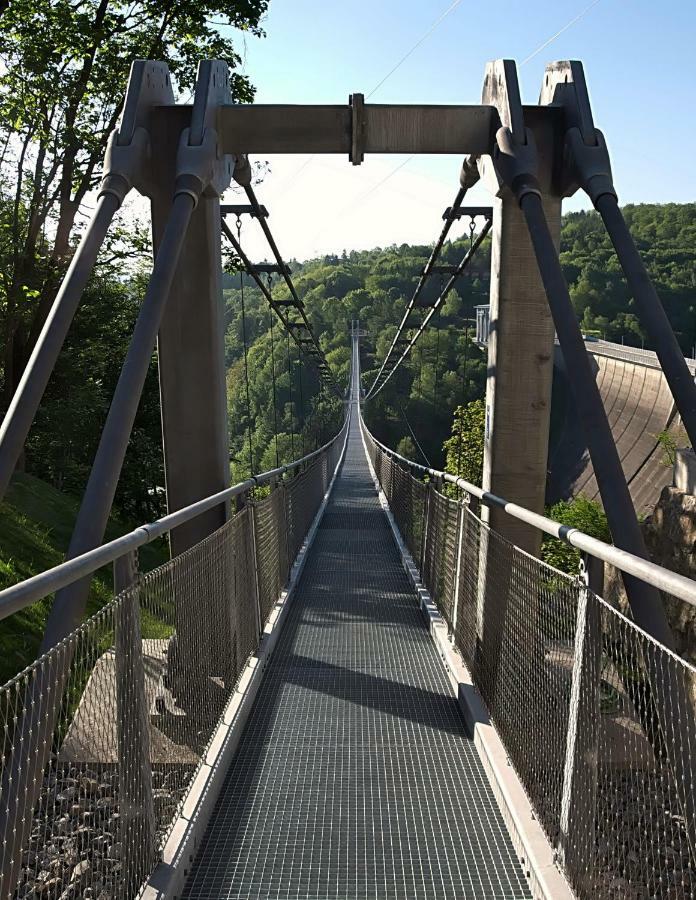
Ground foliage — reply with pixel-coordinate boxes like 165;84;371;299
0;0;267;405
25;269;163;520
654;427;690;467
442;398;485;485
396;436;416;459
562;205;696;353
541;495;611;575
222;236;490;476
0;472;166;684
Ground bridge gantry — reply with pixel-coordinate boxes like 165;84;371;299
0;54;693;900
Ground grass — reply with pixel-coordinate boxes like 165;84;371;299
0;472;168;686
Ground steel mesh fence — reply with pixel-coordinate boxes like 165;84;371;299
0;427;346;900
388;460;428;568
365;427;696;900
285;459;325;563
253;486;290;626
422;487;461;630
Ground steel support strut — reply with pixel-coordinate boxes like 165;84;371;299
491;60;696;870
543;60;696;452
0;61;174;504
500;129;672;645
0;59;237;899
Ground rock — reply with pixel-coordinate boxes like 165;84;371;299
79;778;99;796
55;816;71;836
70;860;90;884
35;877;63;897
74;827;93;850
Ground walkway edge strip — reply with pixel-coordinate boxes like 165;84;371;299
358;416;574;900
140;413;352;900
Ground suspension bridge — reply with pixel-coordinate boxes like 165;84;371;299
0;55;694;900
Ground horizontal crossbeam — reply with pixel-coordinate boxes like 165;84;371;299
442;205;493;221
216;103;497;155
221;204;269;219
249;263;291;275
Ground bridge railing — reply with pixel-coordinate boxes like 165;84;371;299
361;414;696;900
0;414;348;900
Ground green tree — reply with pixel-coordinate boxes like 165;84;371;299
541;495;610;575
0;0;267;403
443;398;485;485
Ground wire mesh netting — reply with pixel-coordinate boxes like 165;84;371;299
0;430;345;900
253;485;290;626
422;487;460;630
365;432;696;900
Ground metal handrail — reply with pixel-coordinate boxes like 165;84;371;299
359;410;696;608
0;415;349;620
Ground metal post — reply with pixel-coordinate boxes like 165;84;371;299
519;190;674;648
113;550;156;894
450;498;468;636
558;554;602;889
246;491;263;640
41;191;197;649
542;59;696;452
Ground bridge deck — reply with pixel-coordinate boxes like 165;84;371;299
181;415;531;899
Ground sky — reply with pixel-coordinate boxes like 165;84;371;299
206;0;696;262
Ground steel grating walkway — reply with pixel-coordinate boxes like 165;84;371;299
181;413;532;899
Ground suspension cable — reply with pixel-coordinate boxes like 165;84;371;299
298;349;306;456
365;185;466;397
456;325;470;475
221;218;338;395
243;186;340;394
432;292;442;406
236;217;254;478
368;216;492;400
267;274;280;469
285;327;295;458
397;400;431;467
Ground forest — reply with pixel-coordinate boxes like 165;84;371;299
225;202;696;487
1;201;695;529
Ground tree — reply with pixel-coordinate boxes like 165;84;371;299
0;0;268;403
442;398;485;486
541;495;610;575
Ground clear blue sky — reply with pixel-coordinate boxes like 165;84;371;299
223;0;696;260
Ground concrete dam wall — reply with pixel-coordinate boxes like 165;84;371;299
547;341;694;517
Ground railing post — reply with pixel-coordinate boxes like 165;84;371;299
244;489;263;639
419;475;432;572
558;553;603;889
450;496;468;637
113;549;156;893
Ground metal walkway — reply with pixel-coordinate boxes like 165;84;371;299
181;413;532;899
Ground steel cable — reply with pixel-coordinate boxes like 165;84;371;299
286;328;295;458
268;282;280;469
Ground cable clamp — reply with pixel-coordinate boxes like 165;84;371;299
98;126;150;205
492;126;542;205
565;127;617;205
459;154;480;191
174;127;221;207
